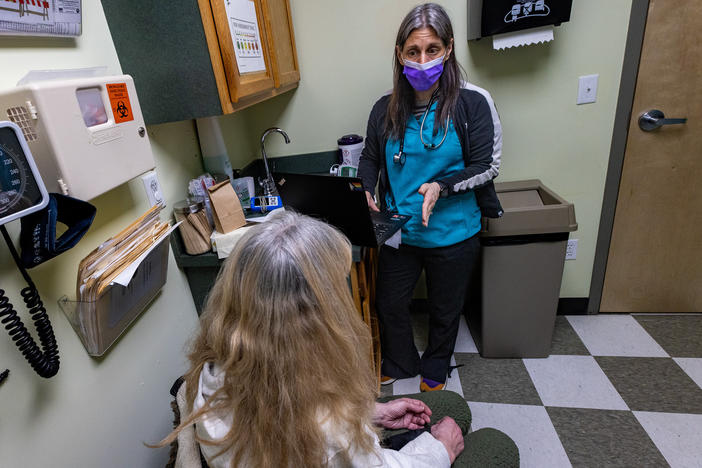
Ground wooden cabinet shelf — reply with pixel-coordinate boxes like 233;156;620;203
102;0;299;124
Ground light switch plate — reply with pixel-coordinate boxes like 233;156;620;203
577;74;598;104
566;239;578;260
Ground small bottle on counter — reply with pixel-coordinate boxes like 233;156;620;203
173;197;213;255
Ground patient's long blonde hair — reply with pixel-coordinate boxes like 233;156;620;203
161;211;377;467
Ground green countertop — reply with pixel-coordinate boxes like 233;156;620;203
171;219;363;266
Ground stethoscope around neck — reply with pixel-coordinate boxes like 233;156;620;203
393;88;449;166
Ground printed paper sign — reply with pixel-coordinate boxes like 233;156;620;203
223;0;266;74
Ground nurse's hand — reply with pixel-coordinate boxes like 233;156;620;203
418;182;440;227
365;191;380;212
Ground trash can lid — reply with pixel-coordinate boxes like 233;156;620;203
482;179;578;237
498;189;543;210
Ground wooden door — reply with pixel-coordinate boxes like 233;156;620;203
601;0;702;312
210;0;276;103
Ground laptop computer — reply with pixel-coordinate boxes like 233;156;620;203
274;172;410;247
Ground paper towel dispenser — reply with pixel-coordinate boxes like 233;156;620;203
467;0;573;41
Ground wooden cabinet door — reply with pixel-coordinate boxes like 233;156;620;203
209;0;276;103
261;0;299;88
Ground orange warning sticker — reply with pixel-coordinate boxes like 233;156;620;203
106;83;134;124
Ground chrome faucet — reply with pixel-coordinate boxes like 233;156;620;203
259;127;291;197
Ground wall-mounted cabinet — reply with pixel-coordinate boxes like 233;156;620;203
101;0;299;125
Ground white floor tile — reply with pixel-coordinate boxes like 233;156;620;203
674;358;702;389
468;401;572;468
455;315;478;353
392;375;421;396
566;315;668;357
634;411;702;468
414;315;478;354
523;355;628;410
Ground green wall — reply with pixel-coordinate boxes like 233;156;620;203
0;0;631;466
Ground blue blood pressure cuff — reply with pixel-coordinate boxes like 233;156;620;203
19;193;97;268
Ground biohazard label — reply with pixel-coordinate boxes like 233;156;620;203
106;83;134;124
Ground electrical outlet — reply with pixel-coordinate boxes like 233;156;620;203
577;74;598;104
142;171;164;207
566;239;578;260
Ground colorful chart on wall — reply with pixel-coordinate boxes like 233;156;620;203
223;0;266;74
0;0;81;37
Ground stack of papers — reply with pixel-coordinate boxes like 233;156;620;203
61;204;179;356
76;205;173;302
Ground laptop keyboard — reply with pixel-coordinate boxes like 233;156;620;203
374;222;391;240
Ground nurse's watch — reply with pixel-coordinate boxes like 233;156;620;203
436;180;449;198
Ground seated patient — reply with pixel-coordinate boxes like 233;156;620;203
162;211;464;467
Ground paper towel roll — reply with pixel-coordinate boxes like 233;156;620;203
493;25;554;50
210;224;255;259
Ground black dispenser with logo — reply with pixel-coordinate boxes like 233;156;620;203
467;0;573;41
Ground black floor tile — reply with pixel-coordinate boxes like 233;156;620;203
634;315;702;358
379;383;394;398
547;407;668;468
596;356;702;414
454;352;542;406
411;310;429;352
550;316;590;355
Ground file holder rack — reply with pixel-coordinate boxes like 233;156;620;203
59;233;171;357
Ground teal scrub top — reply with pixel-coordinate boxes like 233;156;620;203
385;102;481;248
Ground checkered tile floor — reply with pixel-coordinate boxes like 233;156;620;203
380;313;702;468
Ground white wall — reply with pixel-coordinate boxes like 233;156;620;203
222;0;632;298
0;3;201;467
465;0;632;297
0;0;633;466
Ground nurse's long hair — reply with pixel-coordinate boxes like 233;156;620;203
386;2;464;140
159;212;377;467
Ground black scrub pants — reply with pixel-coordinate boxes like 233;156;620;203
376;235;480;383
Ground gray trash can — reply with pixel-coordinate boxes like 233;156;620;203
465;180;577;358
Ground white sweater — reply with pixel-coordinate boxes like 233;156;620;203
193;363;451;468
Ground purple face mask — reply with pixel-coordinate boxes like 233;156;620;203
402;54;445;91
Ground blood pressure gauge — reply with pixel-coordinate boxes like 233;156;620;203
0;121;49;226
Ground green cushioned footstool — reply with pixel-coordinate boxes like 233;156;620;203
378;391;519;467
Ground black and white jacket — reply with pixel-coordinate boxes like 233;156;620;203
358;83;503;218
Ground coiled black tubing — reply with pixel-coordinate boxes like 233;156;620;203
0;225;59;378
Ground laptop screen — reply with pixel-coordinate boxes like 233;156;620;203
274;172;378;246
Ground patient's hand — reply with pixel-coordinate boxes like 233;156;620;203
373;398;432;430
431;416;464;463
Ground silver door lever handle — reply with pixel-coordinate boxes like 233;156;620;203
639;109;687;131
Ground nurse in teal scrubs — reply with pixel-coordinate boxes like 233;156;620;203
358;3;502;392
